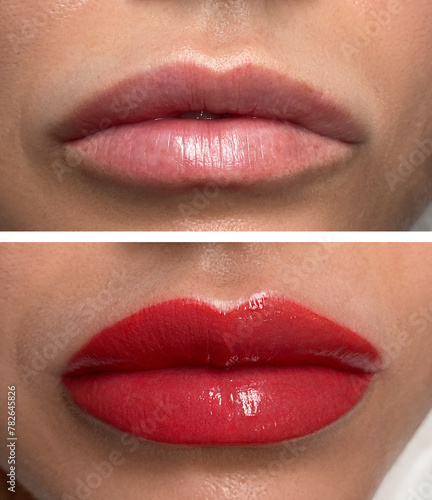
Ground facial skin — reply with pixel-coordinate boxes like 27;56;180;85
1;1;432;230
0;243;431;500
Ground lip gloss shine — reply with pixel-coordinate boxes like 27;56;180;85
63;296;381;445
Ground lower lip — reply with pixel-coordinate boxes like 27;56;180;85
63;366;371;445
67;118;351;187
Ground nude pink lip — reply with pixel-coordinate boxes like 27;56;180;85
59;63;365;188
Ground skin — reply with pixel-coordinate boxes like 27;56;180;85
0;1;432;230
0;243;432;500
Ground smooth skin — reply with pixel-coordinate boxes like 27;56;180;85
0;243;432;499
0;1;432;230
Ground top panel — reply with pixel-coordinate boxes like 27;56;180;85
1;1;431;230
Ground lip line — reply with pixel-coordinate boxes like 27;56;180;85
58;61;365;145
65;349;379;375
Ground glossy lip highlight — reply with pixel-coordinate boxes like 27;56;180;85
62;295;382;446
57;62;365;188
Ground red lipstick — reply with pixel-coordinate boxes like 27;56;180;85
63;296;381;445
58;62;364;188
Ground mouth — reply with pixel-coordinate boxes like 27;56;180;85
57;62;365;189
62;295;381;446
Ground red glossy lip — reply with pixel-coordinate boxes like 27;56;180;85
63;296;381;446
59;62;364;188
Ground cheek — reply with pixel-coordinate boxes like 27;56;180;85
379;247;432;387
338;2;432;200
351;2;432;123
0;1;91;70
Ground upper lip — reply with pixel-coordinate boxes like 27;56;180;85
64;295;381;376
57;61;365;144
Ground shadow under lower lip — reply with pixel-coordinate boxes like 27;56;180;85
63;365;371;445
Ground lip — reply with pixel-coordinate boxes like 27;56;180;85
62;295;381;446
58;62;365;188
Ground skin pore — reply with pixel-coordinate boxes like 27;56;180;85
0;243;432;499
1;1;432;230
